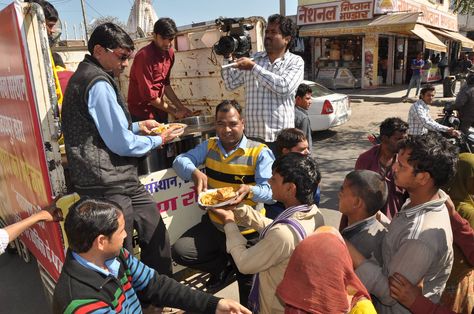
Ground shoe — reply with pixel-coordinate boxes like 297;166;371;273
205;265;236;290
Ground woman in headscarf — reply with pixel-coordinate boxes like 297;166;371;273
442;153;474;314
276;226;376;314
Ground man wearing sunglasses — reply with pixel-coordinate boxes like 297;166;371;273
128;18;192;123
61;23;182;277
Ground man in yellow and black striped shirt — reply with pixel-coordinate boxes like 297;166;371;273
172;100;274;305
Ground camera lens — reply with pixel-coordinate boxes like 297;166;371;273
213;36;239;56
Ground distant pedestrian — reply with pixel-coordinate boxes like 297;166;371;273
439;53;448;79
403;52;424;100
294;83;313;152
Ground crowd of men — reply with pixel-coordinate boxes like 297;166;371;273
1;1;473;314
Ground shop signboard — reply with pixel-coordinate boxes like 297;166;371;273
0;4;65;281
297;0;373;26
397;0;457;31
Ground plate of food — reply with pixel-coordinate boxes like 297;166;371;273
151;123;187;136
198;187;240;208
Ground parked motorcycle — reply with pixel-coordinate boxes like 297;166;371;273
436;102;474;153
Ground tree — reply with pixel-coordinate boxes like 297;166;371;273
87;16;129;35
452;0;474;15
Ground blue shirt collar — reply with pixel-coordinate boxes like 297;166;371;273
72;251;121;278
216;135;248;157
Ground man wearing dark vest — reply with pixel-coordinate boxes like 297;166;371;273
61;23;182;277
172;100;275;305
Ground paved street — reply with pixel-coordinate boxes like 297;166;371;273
0;83;450;313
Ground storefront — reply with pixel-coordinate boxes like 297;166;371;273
297;0;472;89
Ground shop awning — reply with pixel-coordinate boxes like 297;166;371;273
428;27;474;50
410;24;447;52
369;12;420;26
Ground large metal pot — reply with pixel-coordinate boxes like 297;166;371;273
137;134;206;176
175;115;215;134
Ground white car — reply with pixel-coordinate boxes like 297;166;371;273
304;80;352;131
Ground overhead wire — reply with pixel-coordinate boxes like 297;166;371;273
84;0;104;18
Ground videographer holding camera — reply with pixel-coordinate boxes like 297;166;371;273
220;14;304;155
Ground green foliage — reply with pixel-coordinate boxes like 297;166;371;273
452;0;474;15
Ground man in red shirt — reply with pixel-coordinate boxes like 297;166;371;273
354;117;408;219
128;18;192;122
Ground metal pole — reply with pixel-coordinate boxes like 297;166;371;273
80;0;88;41
280;0;286;16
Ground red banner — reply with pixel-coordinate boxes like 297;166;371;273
0;4;65;281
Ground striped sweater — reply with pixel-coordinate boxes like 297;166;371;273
53;249;220;313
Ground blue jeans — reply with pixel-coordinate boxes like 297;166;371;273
405;74;421;97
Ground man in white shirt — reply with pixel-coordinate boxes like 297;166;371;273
407;85;459;137
221;14;304;154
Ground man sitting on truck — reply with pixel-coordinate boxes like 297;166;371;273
172;100;274;305
61;23;181;277
221;14;304;155
52;198;250;314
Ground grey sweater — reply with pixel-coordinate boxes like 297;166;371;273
356;190;453;314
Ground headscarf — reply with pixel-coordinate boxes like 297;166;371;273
276;226;371;314
449;153;474;206
448;153;474;226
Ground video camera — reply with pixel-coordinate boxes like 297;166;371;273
213;18;254;58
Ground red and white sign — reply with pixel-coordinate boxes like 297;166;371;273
297;0;374;26
397;0;458;31
0;4;65;281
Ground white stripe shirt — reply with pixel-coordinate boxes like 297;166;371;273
222;51;304;142
407;99;449;135
0;228;9;255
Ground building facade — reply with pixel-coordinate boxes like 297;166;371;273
297;0;474;88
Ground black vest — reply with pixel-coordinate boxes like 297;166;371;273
62;55;138;194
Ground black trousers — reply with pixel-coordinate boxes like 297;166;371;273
80;185;172;277
172;214;258;305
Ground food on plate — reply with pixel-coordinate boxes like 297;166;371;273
216;187;237;201
199;187;238;206
151;123;186;135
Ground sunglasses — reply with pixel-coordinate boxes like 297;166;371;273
105;47;131;62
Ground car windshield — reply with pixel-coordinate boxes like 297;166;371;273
309;83;333;97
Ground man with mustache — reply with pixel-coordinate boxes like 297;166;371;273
221;14;304;155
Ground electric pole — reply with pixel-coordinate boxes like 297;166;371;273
280;0;286;16
80;0;88;41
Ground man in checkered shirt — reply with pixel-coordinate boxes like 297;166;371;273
221;14;304;155
407;85;459;137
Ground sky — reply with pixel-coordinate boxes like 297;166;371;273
0;0;298;38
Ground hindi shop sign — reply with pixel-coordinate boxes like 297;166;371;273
297;0;374;26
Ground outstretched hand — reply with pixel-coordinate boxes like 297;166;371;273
39;195;64;222
139;120;160;135
210;206;236;224
228;184;251;205
216;298;251;314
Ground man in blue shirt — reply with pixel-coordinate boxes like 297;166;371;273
403;52;425;100
172;100;274;305
61;23;182;277
53;198;251;314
